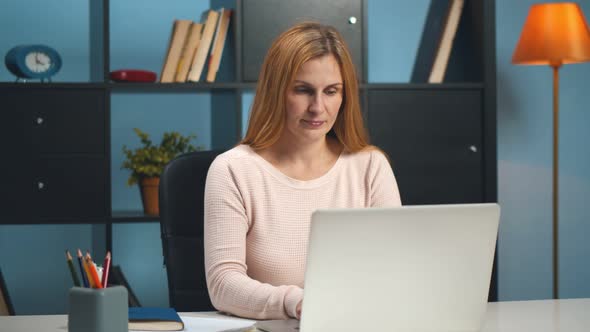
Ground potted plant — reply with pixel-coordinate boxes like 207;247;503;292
122;128;200;216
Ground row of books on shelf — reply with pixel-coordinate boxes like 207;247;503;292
160;8;232;83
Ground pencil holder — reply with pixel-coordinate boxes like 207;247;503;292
68;286;128;332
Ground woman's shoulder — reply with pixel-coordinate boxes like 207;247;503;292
342;145;390;165
209;144;258;172
337;146;394;182
215;144;254;162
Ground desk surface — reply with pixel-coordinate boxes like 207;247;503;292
1;298;589;332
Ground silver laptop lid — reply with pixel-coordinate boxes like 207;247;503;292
300;203;500;332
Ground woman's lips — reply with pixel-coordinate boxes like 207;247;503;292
302;119;325;128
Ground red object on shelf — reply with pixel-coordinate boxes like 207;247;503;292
110;69;157;82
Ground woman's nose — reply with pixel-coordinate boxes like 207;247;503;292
308;93;323;113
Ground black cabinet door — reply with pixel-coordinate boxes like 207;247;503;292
242;0;363;81
368;89;483;205
0;88;108;223
32;157;108;221
1;89;33;221
28;89;106;155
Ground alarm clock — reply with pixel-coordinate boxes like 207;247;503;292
5;45;62;81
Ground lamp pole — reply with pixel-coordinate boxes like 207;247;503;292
551;62;561;299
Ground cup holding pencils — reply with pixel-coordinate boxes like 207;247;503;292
66;249;126;332
68;285;129;332
65;249;111;289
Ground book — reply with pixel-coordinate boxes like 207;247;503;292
187;9;220;82
175;22;204;82
128;307;184;331
160;19;192;83
411;0;452;83
205;8;232;82
428;0;465;83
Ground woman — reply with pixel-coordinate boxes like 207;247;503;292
204;21;401;320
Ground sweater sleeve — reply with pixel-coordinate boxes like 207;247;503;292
204;157;303;320
368;150;403;207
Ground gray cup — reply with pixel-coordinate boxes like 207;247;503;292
68;286;128;332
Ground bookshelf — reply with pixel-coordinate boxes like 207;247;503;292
0;0;497;300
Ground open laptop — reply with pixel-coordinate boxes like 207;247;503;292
255;203;500;332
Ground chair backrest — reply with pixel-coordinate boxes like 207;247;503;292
159;150;223;312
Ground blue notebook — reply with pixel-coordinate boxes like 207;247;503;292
128;307;184;331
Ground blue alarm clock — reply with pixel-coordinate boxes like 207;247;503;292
5;45;62;82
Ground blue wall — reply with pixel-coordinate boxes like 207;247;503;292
367;0;430;82
0;224;105;314
0;0;90;82
496;0;590;300
2;0;590;314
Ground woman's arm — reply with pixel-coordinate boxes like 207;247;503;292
204;157;303;320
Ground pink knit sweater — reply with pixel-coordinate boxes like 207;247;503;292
204;144;401;319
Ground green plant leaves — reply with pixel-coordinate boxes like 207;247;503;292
121;128;201;186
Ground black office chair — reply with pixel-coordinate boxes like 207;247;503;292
159;150;223;312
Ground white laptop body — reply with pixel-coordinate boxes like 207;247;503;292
257;203;500;332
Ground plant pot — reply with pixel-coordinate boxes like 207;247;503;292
139;177;160;216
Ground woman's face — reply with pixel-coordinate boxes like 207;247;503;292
283;54;343;145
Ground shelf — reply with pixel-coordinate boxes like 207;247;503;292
0;218;111;225
109;82;257;92
0;82;484;91
0;82;107;89
361;82;484;90
110;211;160;223
0;82;259;91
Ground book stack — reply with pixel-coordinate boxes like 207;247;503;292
160;8;232;83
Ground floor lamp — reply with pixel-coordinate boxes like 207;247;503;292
512;2;590;299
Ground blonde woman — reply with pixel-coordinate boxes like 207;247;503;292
204;22;401;320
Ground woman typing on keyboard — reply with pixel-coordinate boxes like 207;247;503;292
204;21;401;320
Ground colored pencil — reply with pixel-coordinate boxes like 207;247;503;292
81;253;95;288
85;253;103;289
65;250;81;287
101;251;111;288
76;249;89;287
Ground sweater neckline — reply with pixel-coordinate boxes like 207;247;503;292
242;144;345;189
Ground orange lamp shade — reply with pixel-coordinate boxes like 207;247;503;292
512;2;590;65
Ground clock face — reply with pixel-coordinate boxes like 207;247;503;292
5;44;62;80
25;51;52;74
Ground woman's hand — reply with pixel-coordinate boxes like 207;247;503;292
296;300;303;320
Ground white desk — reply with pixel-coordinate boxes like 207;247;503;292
480;298;589;331
0;311;252;332
1;299;589;332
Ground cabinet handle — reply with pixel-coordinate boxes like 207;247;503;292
469;145;478;153
348;16;357;24
38;182;45;190
36;117;44;125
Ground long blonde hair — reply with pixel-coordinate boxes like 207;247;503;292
240;22;373;153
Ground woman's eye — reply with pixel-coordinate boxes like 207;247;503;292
295;87;312;94
325;89;338;96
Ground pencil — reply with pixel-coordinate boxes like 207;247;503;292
81;253;95;288
76;249;89;288
65;250;81;287
85;253;103;289
101;251;111;288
